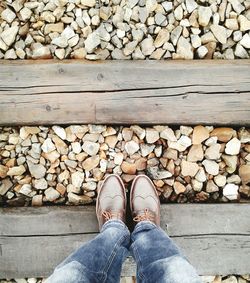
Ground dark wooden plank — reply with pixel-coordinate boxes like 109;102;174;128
0;60;249;125
0;204;250;278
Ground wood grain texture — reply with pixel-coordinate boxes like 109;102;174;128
0;60;250;125
0;204;250;278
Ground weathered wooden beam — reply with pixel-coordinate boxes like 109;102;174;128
0;60;249;125
0;204;250;278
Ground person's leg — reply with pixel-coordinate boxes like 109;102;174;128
46;174;129;283
46;219;130;283
130;175;201;283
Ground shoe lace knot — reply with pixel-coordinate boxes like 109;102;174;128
133;208;155;222
102;211;121;221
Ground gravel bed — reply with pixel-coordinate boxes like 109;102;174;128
0;0;250;60
0;125;249;207
1;275;250;282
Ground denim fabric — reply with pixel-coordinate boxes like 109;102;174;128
130;221;202;283
46;220;201;283
45;220;130;283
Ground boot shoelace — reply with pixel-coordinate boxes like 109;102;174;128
102;211;122;221
133;208;155;222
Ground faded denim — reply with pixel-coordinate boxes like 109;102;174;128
46;220;201;283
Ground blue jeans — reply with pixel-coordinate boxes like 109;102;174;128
46;220;201;283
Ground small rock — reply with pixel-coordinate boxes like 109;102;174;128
105;136;118;148
192;125;209;144
181;160;199;177
238;128;250;143
185;0;197;13
1;9;16;23
198;6;212;27
147;167;172;179
206;180;219;193
141;37;155;56
202;160;219;176
239;164;250;184
173;181;186;194
32;195;43;206
238;15;250;31
82;141;100;156
45;187;60;202
227;174;241;184
1;26;19;46
222;154;238;174
52;126;66;140
125;140;139;155
85;32;100;53
68;192;92;204
235;43;249;59
121;161;136;174
19;184;32;196
160;127;177;142
211;128;235;142
131;125;146;140
81;0;96;7
240;34;250;49
145;128;159;144
32;45;52;59
41;138;56;153
27;161;46;179
195;168;207;182
210;24;227;44
33;178;48;190
0;178;13;195
7;165;26;176
114;153;124;165
0;165;8;178
223;184;238;200
205;144;221;160
187;144;204;162
71;172;85;188
20;7;32;21
140;144;155;157
214;175;227;187
122;128;133;141
82;155;100;171
176;36;193;59
225;138;241;155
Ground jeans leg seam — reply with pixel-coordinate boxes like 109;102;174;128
131;243;146;282
101;233;129;282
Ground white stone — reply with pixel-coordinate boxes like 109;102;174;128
223;184;238;200
214;175;227;187
114;152;124;165
42;138;56;153
202;160;219;176
45;187;60;201
61;26;75;40
34;178;48;190
162;1;173;12
20;7;32;21
191;34;201;48
1;9;16;23
71;171;85;188
125;140;140;155
52;126;66;140
160;127;177;141
82;141;100;156
174;5;183;21
235;43;249;58
238;15;250;32
225;137;241;155
176;36;193;59
240;34;250;49
228;0;245;14
197;46;208;58
72;142;82;154
81;0;96;7
19;184;32;196
141;37;155;56
198;6;212;27
85;32;101;53
185;0;197;13
0;26;19;46
210;24;227;44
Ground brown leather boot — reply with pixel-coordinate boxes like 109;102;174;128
96;174;127;230
130;175;160;226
